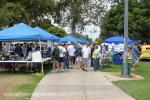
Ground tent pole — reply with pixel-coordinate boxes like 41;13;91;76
9;42;11;51
39;39;43;75
39;39;41;51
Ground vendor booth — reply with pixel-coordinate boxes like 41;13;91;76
0;23;57;75
103;37;134;64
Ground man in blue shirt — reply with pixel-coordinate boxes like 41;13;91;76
14;44;23;59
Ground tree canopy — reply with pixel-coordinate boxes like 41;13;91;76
47;26;67;37
53;0;111;36
101;0;150;43
0;2;27;27
0;0;56;27
0;0;111;37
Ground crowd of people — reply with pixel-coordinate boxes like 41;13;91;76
0;41;141;73
51;42;141;73
51;42;110;73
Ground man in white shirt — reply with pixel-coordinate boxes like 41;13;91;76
81;44;90;71
67;42;76;68
58;43;66;72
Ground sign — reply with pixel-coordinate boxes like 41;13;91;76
32;51;42;62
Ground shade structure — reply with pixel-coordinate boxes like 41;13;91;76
76;38;89;44
59;35;79;43
76;38;85;44
59;35;89;43
33;27;60;41
79;38;90;44
0;23;51;41
104;37;134;44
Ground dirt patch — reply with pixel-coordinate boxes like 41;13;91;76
0;75;29;100
102;72;144;81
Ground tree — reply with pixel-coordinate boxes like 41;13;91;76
20;0;56;25
101;0;150;43
95;37;103;44
32;19;53;29
0;2;27;27
53;0;111;36
47;26;67;37
75;33;86;38
0;0;56;27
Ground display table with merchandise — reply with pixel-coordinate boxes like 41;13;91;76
0;58;51;75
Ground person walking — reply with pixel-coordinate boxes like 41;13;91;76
131;44;140;71
67;42;76;68
64;43;69;69
92;45;100;71
74;44;82;66
91;44;95;67
81;44;90;71
58;43;66;72
51;43;59;72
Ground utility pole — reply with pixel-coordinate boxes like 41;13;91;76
122;0;129;77
120;0;140;77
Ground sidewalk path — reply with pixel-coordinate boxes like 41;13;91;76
31;68;135;100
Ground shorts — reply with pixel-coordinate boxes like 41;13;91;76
51;60;58;63
133;57;138;64
76;57;82;62
69;56;74;61
82;58;89;65
59;57;64;63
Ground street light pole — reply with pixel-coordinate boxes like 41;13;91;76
122;0;129;77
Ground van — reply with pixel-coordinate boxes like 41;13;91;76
140;45;150;60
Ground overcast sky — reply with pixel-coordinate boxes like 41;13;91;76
63;25;100;40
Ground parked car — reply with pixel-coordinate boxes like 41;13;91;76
140;44;150;60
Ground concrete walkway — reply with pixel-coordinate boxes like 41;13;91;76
31;68;135;100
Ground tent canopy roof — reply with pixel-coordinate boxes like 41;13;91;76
59;35;77;43
0;23;54;41
33;27;60;41
104;37;134;44
60;35;88;43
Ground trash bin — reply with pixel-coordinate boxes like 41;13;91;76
113;54;122;64
121;62;131;76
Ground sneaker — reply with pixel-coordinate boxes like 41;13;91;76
51;70;56;73
57;69;60;73
82;68;85;71
84;68;88;72
131;68;135;71
62;69;65;72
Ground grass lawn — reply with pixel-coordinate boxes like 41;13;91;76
0;63;51;100
11;74;42;100
101;61;150;100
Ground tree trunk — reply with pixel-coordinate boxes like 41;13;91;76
71;23;76;37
